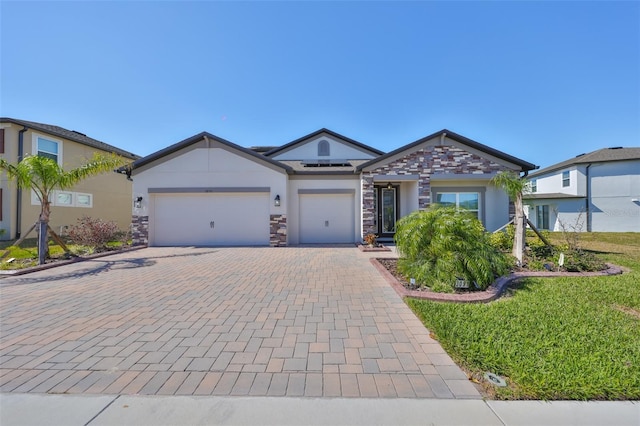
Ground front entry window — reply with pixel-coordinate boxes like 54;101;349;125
374;185;398;237
382;188;396;233
436;192;479;219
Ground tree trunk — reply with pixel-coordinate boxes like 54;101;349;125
37;198;51;265
512;193;526;264
37;220;48;265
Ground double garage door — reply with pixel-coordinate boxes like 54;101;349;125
152;193;270;246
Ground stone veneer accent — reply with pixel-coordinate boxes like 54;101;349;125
131;215;149;246
270;214;287;247
362;145;507;237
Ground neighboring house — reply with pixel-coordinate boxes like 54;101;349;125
126;128;536;247
0;118;139;240
524;147;640;232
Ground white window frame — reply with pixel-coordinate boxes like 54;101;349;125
32;133;63;165
75;193;93;208
530;179;537;193
31;190;93;208
562;171;570;187
55;191;74;206
435;192;480;218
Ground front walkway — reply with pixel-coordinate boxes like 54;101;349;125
0;247;479;398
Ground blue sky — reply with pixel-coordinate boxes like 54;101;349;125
1;1;638;170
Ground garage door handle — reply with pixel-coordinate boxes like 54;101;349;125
210;221;215;229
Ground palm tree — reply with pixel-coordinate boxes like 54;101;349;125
491;170;531;264
0;153;126;264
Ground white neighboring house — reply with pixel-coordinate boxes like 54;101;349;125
524;147;640;232
125;128;536;247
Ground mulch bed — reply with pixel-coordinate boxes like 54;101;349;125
373;257;624;303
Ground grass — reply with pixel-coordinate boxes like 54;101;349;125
406;232;640;400
0;238;128;270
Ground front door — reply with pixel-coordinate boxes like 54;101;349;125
374;185;399;238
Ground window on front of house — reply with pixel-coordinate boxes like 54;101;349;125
530;179;537;193
562;171;570;187
35;136;60;164
536;205;549;230
318;140;330;156
76;193;92;208
436;192;480;219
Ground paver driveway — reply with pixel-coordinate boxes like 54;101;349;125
0;247;480;398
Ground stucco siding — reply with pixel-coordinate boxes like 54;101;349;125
272;135;377;161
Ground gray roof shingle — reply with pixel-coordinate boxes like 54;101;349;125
529;147;640;177
0;117;139;160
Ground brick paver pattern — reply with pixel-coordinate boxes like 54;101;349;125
0;247;480;398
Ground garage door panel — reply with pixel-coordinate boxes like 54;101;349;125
152;193;269;246
299;194;354;244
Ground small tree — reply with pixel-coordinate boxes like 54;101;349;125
0;153;126;264
491;170;531;265
394;206;511;292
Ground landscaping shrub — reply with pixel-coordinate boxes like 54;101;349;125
67;216;124;252
394;206;512;292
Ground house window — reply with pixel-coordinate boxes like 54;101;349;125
34;135;61;164
536;205;549;230
318;140;330;157
0;129;5;153
56;191;73;206
562;171;570;187
530;179;537;193
76;193;92;208
436;192;480;219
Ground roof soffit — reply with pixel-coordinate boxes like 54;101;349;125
359;132;531;172
265;129;384;158
132;133;292;176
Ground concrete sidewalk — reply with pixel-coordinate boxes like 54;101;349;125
1;393;638;426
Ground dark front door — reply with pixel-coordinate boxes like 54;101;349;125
374;185;399;238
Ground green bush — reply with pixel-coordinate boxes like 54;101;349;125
394;206;512;292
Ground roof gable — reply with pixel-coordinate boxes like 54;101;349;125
130;132;292;174
356;129;537;172
529;147;640;177
0;117;139;160
264;128;384;159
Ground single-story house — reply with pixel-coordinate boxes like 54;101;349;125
524;147;640;232
126;128;537;246
0;118;139;240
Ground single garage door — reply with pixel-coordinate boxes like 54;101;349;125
299;192;355;244
152;193;270;246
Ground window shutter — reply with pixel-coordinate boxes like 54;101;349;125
0;129;4;153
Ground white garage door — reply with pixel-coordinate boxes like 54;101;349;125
152;193;270;246
299;193;355;244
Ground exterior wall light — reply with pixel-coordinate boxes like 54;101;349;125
274;195;281;207
134;196;143;208
387;182;393;189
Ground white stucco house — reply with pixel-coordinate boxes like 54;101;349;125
524;147;640;232
125;128;537;246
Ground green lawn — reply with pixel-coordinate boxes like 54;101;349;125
407;232;640;400
0;238;127;270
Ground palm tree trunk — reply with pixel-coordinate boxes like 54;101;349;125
512;193;525;264
37;199;51;265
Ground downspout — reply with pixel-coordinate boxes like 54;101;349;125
15;126;28;239
585;164;592;232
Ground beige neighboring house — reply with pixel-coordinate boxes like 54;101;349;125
0;118;139;240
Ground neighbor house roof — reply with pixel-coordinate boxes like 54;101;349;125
356;129;537;172
0;117;139;160
264;128;384;158
130;131;293;173
529;147;640;177
523;193;585;200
